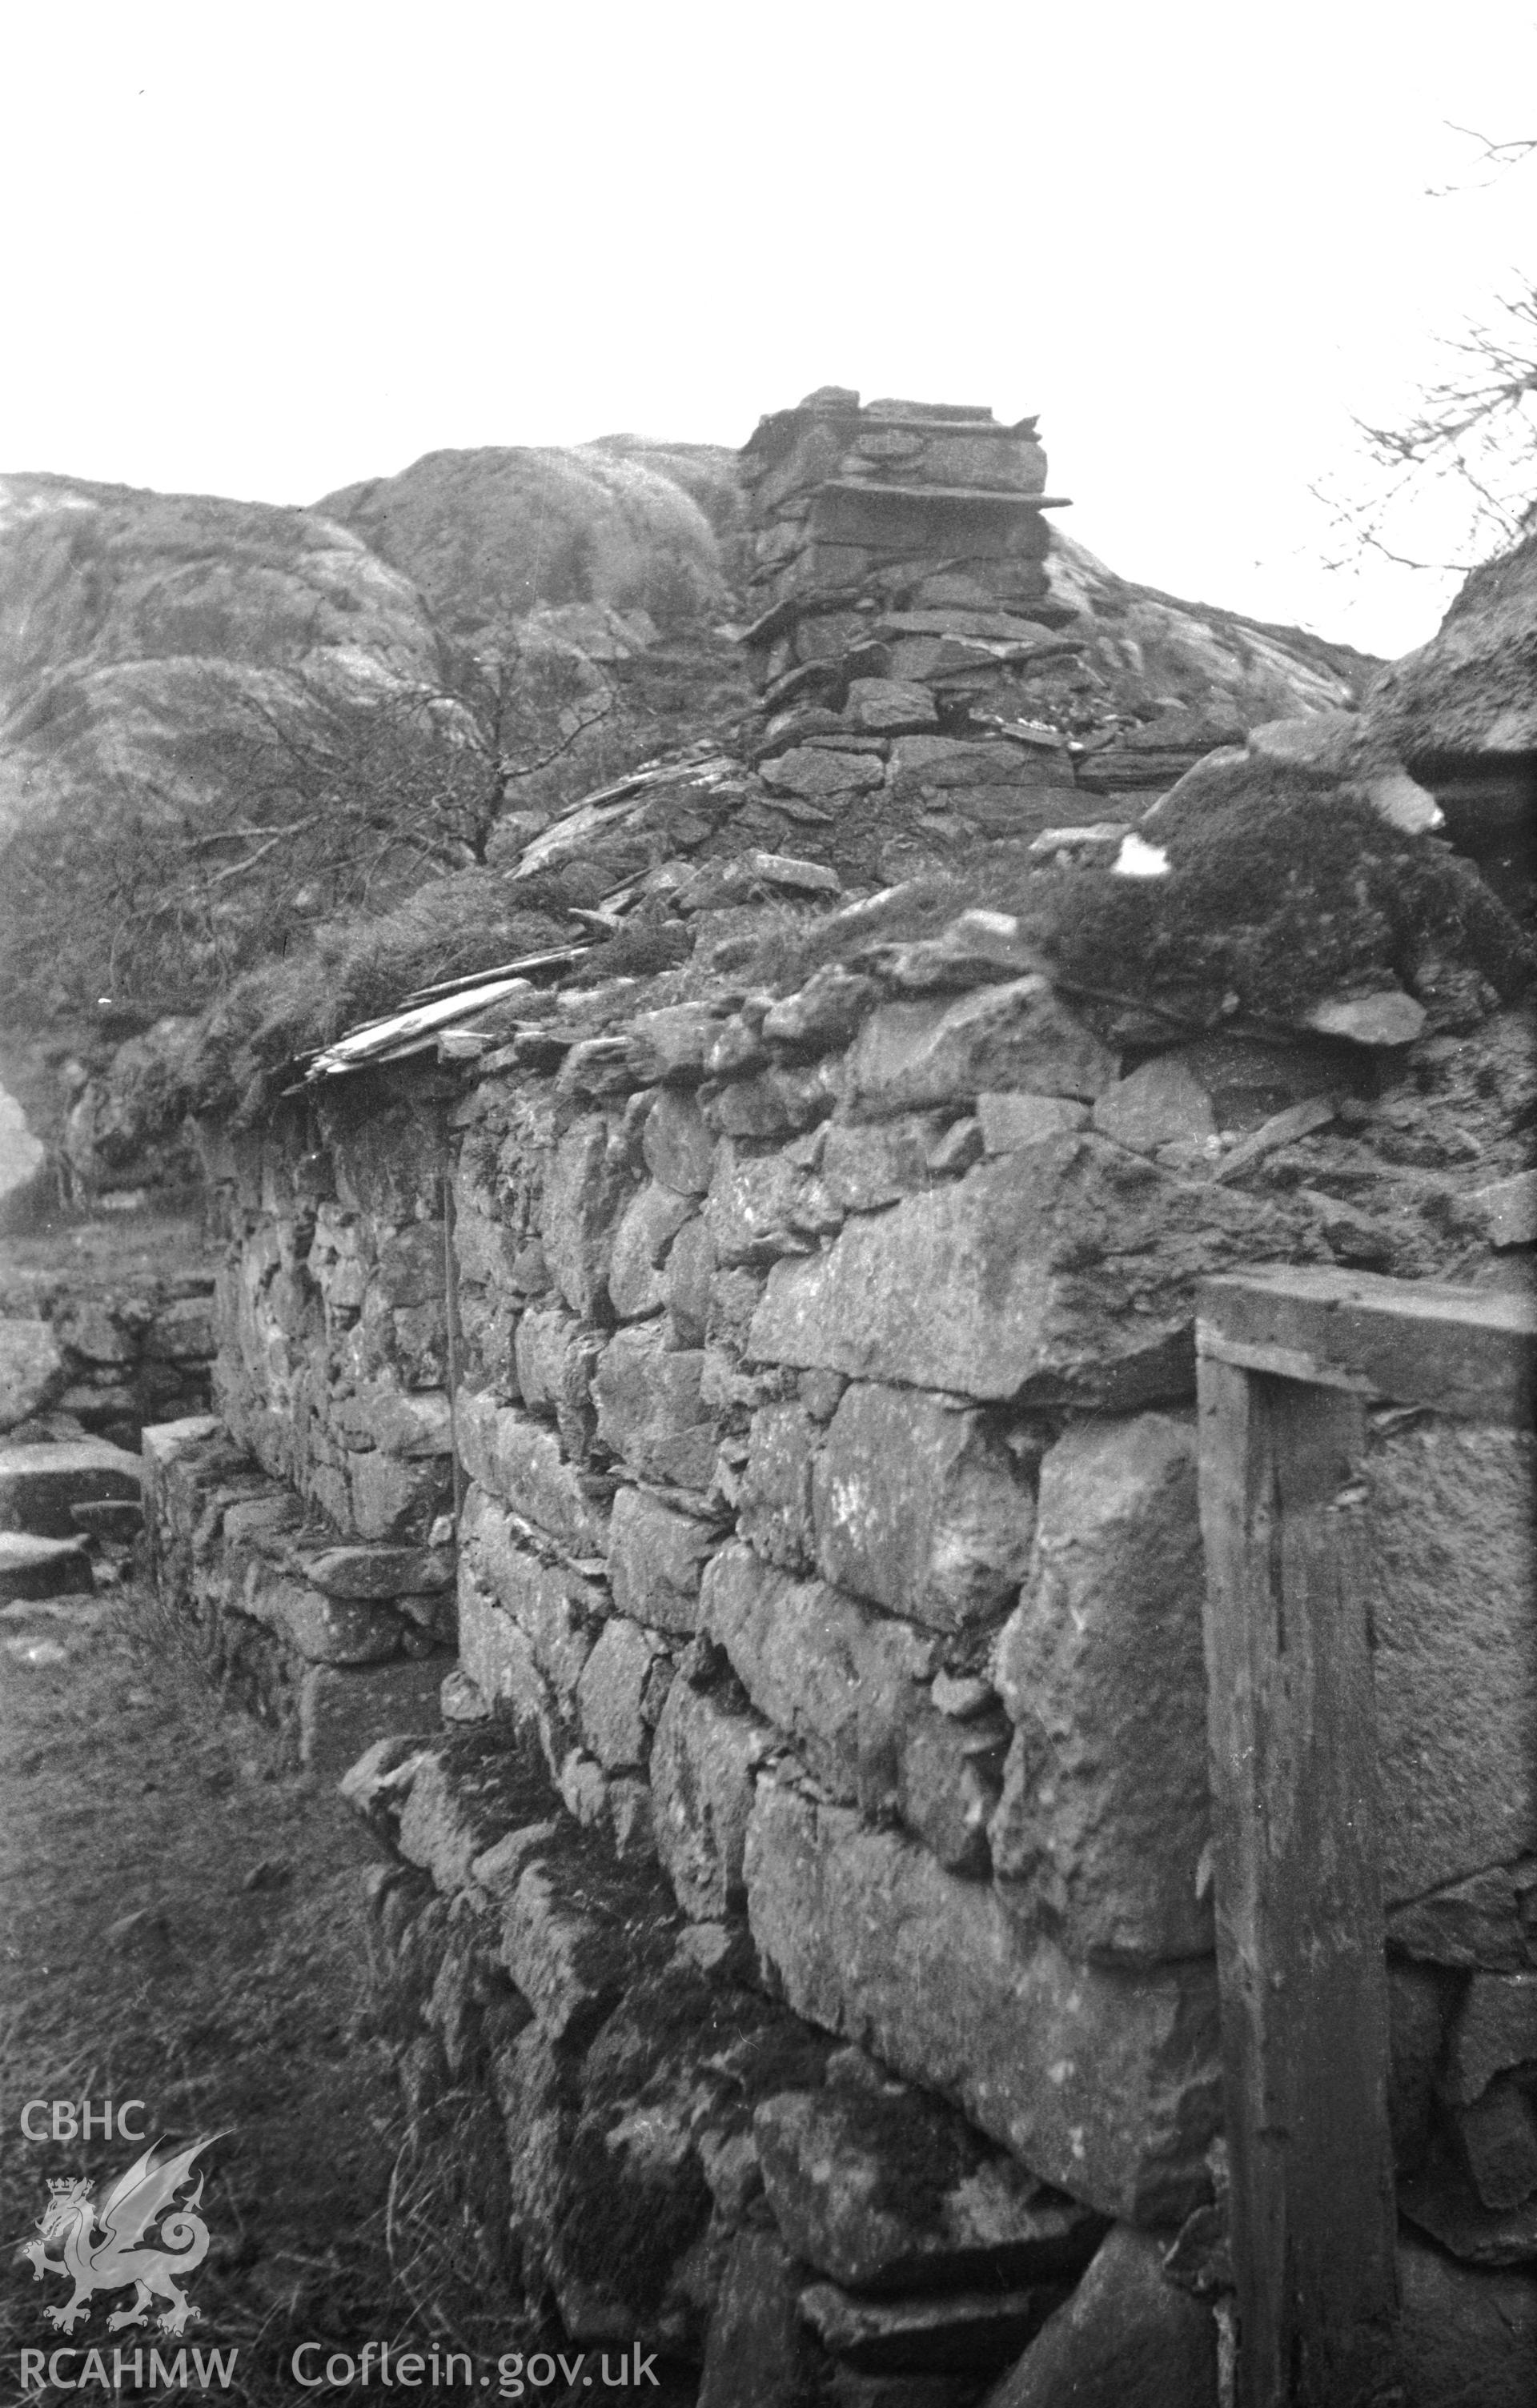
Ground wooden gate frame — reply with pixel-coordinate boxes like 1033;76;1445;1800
1195;1264;1536;2408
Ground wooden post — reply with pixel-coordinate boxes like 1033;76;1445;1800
1197;1266;1537;2403
1198;1355;1399;2406
1204;1271;1537;2398
442;1167;468;1522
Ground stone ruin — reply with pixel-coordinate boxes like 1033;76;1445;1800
89;391;1537;2400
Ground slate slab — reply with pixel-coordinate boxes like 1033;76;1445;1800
0;1438;142;1537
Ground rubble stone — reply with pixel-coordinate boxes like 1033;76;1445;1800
641;1088;716;1193
396;1734;551;1893
697;2230;811;2408
238;1571;399;1665
660;1215;714;1346
456;1391;610;1555
576;1616;667;1771
52;1302;134;1364
0;1320;66;1431
799;2281;1063;2377
1467;1168;1537;1249
607;1485;717;1633
594;1325;717;1488
845;984;1114;1117
462;1488;600;1707
737;1401;818;1570
625;1004;720;1086
513;1301;593;1430
304;1543;454;1599
763;966;883;1054
842;678;939;733
982;2224;1218;2408
1456;2077;1537;2210
977;1093;1090;1152
1304;986;1428;1047
1388;1864;1537;1973
897;1711;1009;1878
608;1182;697;1319
760;747;886;799
299;1657;445;1777
1402;2132;1537;2266
885;736;1061;792
348;1448;446;1542
1092;1057;1217;1156
705;1143;817;1267
1391;1961;1457;2172
332;1383;454;1457
492;2021;578;2294
500;1859;631;2045
1445;1973;1537;2106
754;2083;1104;2294
650;1677;773;1920
820;1116;951;1210
455;1566;552;1742
543;1115;632;1316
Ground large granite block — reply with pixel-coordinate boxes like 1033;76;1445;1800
991;1413;1212;1962
744;1785;1221;2225
748;1136;1303;1407
813;1381;1035;1633
1369;1419;1537;1903
701;1541;937;1811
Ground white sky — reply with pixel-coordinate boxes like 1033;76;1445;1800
2;0;1532;659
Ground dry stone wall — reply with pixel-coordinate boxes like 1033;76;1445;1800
143;1092;460;1774
142;383;1537;2394
0;1262;215;1449
145;905;1537;2393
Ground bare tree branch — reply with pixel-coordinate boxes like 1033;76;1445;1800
1320;121;1535;577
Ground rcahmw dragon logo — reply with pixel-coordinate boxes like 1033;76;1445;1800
18;2135;223;2336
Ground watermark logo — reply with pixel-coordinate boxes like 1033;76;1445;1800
18;2101;147;2143
18;2134;223;2340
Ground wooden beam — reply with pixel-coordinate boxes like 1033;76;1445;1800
1198;1264;1535;1424
1198;1353;1400;2408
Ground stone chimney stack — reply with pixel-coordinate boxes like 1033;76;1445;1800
736;387;1071;716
